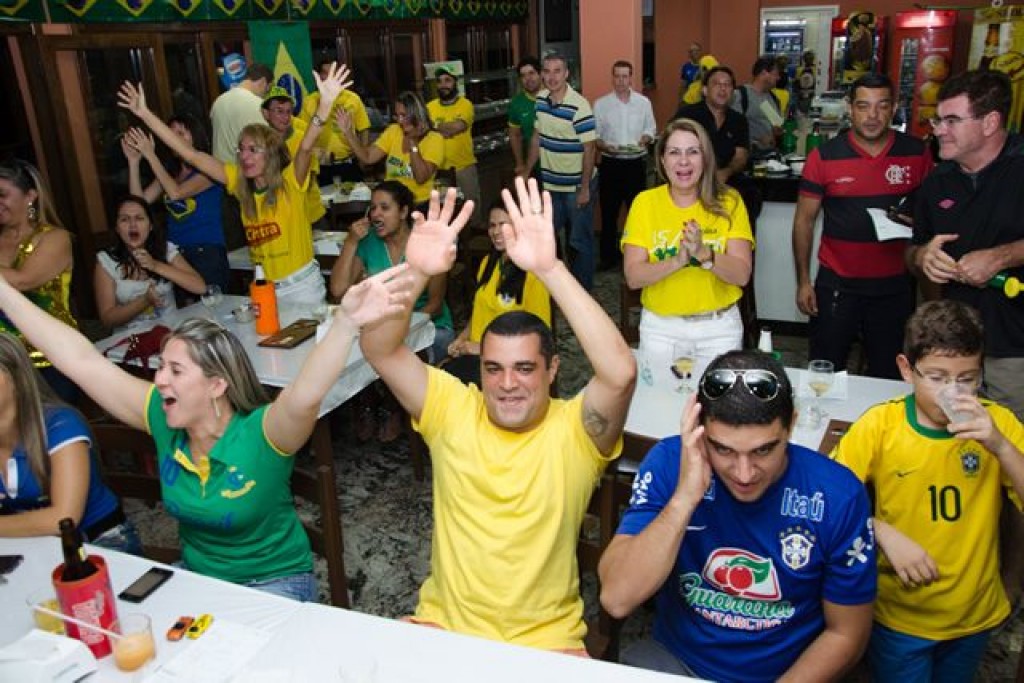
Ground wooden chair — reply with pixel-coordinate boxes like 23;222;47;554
620;281;641;346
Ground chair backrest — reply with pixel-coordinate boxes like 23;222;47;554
290;461;349;607
620;281;641;346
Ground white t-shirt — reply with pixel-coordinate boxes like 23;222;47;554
96;243;180;330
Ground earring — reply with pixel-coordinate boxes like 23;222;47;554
27;203;36;222
212;396;222;419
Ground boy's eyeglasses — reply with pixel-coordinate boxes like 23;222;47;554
700;369;781;402
910;364;981;389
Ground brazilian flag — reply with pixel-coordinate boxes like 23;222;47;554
248;21;314;114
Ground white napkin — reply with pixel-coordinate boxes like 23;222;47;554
868;208;913;241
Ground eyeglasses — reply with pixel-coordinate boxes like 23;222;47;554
235;144;266;156
928;114;979;129
910;364;981;389
700;368;781;402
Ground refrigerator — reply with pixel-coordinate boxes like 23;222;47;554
829;12;888;89
969;5;1024;133
889;10;957;139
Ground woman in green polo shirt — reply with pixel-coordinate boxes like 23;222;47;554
0;262;414;601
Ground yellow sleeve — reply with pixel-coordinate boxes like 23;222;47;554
350;94;371;132
621;190;655;251
420;131;446;167
298;93;319;123
992;404;1024;511
523;272;552;327
830;407;879;484
223;162;241;198
723;188;754;246
373;124;399;154
459;97;475;126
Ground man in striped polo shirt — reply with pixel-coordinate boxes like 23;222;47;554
525;53;598;290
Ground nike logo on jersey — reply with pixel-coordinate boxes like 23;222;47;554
895;469;918;478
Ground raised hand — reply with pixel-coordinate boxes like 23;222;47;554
120;135;141;164
124;127;156;160
675;396;711;507
499;176;557;275
346;217;371;243
339;262;413;327
334;107;355;137
312;62;352;108
117;81;149;118
406;188;474;276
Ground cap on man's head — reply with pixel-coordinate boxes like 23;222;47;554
262;86;294;109
435;66;457;80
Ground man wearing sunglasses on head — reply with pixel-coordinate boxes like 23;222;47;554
600;350;876;682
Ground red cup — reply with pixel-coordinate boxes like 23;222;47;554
52;555;119;658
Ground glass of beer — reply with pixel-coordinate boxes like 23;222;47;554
111;614;156;672
26;588;65;635
671;341;698;394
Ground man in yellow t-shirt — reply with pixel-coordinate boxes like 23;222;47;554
299;58;371;182
831;300;1024;682
427;66;480;225
359;180;637;652
262;87;326;226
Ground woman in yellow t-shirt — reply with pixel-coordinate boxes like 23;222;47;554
621;118;754;379
117;63;354;305
335;91;445;206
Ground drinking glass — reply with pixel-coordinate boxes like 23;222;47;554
807;359;835;422
937;382;977;425
671;341;698;394
26;587;65;635
111;614;156;673
200;284;223;313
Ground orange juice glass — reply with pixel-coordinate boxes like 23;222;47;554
112;614;156;672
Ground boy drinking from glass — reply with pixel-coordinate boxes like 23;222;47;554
832;300;1024;681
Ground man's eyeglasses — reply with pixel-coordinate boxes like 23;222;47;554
236;144;266;156
700;369;781;402
928;114;979;129
910;364;981;389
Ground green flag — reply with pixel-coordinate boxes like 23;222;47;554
248;21;314;114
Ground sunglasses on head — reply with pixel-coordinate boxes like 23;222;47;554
700;368;781;401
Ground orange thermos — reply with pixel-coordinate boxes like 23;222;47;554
250;264;280;336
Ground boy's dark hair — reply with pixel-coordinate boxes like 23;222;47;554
903;300;984;365
481;311;555;367
938;70;1012;128
697;350;794;428
848;72;894;101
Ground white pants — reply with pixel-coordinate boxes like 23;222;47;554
638;305;743;388
275;261;326;306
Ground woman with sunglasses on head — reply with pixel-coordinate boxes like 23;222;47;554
117;62;353;305
95;195;206;332
0;160;79;404
622;118;753;371
122;114;230;293
0;257;413;600
0;333;141;553
335;91;445;208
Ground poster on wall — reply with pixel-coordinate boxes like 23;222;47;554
890;10;956;139
969;5;1024;133
829;12;887;88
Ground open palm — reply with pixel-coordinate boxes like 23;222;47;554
340;263;413;327
406;189;474;276
313;62;353;107
499;177;557;274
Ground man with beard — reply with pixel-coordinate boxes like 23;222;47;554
793;73;933;379
427;66;480;225
508;56;543;179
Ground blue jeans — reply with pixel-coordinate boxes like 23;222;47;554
868;621;992;683
549;176;597;291
91;520;143;556
179;244;230;292
244;571;318;602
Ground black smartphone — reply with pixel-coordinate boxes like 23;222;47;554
0;554;23;575
118;567;174;603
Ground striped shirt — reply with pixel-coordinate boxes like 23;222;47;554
535;85;596;192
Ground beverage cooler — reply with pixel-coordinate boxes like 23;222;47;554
889;10;957;139
969;5;1024;133
829;12;888;89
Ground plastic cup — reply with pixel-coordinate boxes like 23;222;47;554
937;383;975;425
111;614;155;672
26;588;65;635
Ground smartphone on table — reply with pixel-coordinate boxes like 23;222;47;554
118;566;174;603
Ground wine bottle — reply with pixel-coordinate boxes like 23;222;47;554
58;517;98;582
250;264;280;336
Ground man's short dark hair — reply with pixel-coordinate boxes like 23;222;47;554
315;57;335;73
481;311;556;367
938;69;1012;128
903;300;984;365
752;56;777;78
703;65;736;88
517;56;542;74
697;350;794;428
247;63;274;84
848;72;894;101
543;52;570;73
613;60;633;74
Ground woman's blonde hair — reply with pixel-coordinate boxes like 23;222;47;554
654;118;731;222
0;333;58;490
0;159;66;231
233;124;290;222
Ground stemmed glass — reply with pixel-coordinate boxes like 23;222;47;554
807;359;835;423
671;341;698;394
200;284;223;315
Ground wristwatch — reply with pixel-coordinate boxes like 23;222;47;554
410;145;420;155
310;114;326;127
700;250;716;270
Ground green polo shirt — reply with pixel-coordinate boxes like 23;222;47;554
145;387;312;584
507;90;538;158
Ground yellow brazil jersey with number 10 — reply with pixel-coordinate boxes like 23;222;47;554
831;394;1024;640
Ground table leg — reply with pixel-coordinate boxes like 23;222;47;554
311;418;351;608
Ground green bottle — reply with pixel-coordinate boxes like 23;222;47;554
988;272;1021;298
781;117;798;156
805;122;822;155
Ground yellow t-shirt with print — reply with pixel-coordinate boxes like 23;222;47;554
373;124;445;203
224;163;315;281
298;89;371;162
621;184;753;316
283;118;326;224
468;256;551;342
831;395;1024;640
412;367;620;650
427;96;477;170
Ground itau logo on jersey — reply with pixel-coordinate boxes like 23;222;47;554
703;548;781;599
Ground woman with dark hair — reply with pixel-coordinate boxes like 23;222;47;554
95;195;206;331
0;159;79;403
444;200;551;386
0;333;140;553
335;91;445;206
118;62;352;305
123;113;230;292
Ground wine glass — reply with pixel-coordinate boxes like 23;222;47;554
807;359;835;423
200;284;223;313
671;341;698;394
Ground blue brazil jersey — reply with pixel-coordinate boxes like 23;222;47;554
618;439;876;683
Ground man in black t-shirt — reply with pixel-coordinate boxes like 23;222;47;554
674;66;750;186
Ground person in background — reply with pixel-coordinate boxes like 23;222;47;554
337;91;444;208
0;333;141;554
674;66;751;189
793;72;932;380
622;118;752;369
428;66;481;226
0;159;79;404
123;115;230;293
796;51;818;116
772;54;793;116
260;87;326;230
508;56;543;179
359;178;636;653
524;52;598;291
593;59;657;272
444;200;551;386
0;251;413;601
119;62;353;305
679;55;720;107
678;42;704;102
832;300;1024;682
733;56;782;154
299;57;372;183
94;194;206;331
600;350;875;681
